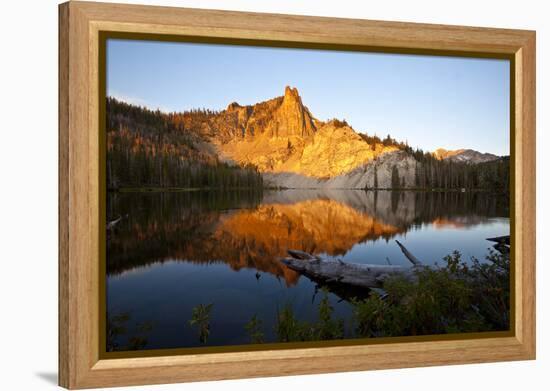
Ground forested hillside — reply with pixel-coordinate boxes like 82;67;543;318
360;133;509;192
411;150;509;192
106;98;263;189
106;91;509;192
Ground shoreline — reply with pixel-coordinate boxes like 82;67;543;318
108;186;509;194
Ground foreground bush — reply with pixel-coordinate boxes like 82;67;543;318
351;249;510;337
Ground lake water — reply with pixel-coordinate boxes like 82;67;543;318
106;189;509;351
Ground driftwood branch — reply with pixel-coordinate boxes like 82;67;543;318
395;240;423;266
280;241;425;289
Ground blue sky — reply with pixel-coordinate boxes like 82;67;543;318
107;39;510;155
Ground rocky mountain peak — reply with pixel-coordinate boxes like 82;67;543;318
284;85;300;100
274;86;316;138
218;87;405;180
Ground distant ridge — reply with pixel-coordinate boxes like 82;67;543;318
433;148;499;164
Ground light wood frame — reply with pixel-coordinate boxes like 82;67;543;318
59;1;536;389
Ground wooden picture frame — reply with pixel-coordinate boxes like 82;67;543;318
59;1;536;389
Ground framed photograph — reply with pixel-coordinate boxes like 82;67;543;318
59;1;536;389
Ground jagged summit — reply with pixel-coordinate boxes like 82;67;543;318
276;86;316;137
214;86;317;141
283;85;300;101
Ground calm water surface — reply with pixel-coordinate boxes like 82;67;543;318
106;190;509;351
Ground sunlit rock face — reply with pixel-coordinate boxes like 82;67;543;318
208;86;316;141
297;123;399;178
209;86;414;187
274;86;317;138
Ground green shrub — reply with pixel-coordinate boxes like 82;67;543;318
351;249;509;337
189;303;213;343
275;290;344;342
245;314;265;344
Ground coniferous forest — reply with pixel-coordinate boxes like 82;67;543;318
106;98;263;189
410;149;509;192
361;133;509;192
107;97;509;193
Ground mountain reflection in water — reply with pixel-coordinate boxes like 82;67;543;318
107;189;509;285
106;189;509;350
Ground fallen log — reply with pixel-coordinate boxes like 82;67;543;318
486;235;510;255
282;236;510;290
280;241;424;289
486;235;510;245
